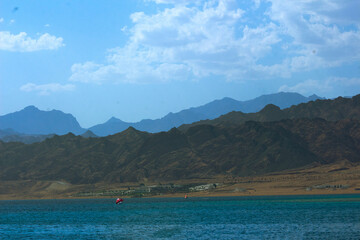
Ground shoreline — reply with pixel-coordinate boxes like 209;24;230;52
1;189;360;201
1;161;359;201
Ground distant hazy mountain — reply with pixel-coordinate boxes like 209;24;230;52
0;106;86;135
89;108;210;136
90;92;323;136
179;94;360;131
89;117;132;137
187;92;322;119
0;92;323;137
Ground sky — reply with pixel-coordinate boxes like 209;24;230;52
1;0;359;128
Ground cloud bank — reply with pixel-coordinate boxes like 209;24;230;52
69;0;360;85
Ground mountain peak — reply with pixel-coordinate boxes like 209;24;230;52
23;105;39;111
107;117;124;123
125;126;139;132
220;97;235;101
119;126;144;137
81;130;97;138
259;104;281;113
0;105;85;135
308;94;323;100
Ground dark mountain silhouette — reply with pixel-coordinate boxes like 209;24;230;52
90;92;323;136
179;95;360;131
80;130;98;138
1;116;359;184
0;106;86;135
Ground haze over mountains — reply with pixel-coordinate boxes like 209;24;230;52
180;95;360;131
0;106;85;135
90;92;322;136
0;94;359;184
0;92;322;140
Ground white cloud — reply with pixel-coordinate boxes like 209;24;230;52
0;31;64;52
268;0;360;70
279;77;360;96
279;79;331;95
70;0;360;85
70;0;286;84
0;18;4;23
69;61;118;84
20;83;75;95
44;24;50;27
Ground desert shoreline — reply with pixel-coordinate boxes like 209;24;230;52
1;161;359;201
1;189;360;201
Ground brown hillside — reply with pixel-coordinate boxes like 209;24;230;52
1;118;360;184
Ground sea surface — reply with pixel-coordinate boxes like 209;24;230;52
0;194;359;239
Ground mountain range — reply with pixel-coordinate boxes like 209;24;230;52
89;92;322;135
0;94;359;184
179;95;360;131
0;92;322;140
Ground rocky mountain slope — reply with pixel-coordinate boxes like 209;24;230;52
1;118;359;184
179;95;360;131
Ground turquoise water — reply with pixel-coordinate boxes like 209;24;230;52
1;195;359;239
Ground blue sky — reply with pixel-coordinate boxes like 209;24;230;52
1;0;359;128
